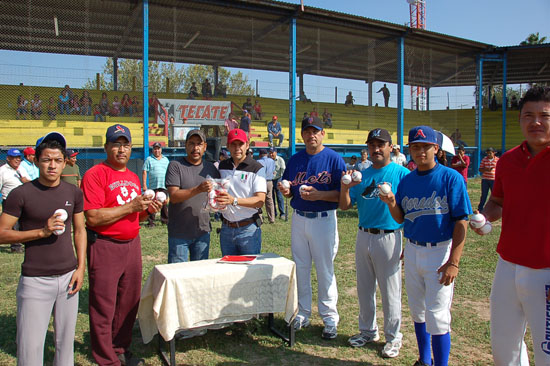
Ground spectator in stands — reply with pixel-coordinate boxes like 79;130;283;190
47;97;57;120
346;156;357;170
93;104;104;122
302;112;309;124
436;149;448;166
242;97;253;112
61;84;74;99
390;145;407;166
202;79;212;99
99;92;110;116
131;96;140;116
253;100;263;120
377;84;390;107
189;82;199;99
267;116;284;147
310;107;319;118
355;149;372;171
510;94;519;110
70;94;80;115
149;93;160;117
477;147;498;212
16;95;28;120
120;94;133;117
345;91;355;107
111;96;121;117
224;113;239;135
322;108;333;128
298;91;312;103
450;128;466;146
451;145;470;184
214;82;227;98
21;147;39;181
240;110;251;135
58;90;70;115
30;94;42;119
490;95;498;111
80;91;92;116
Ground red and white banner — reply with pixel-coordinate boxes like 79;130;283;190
157;99;231;126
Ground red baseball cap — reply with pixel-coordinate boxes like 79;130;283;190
23;147;35;155
227;129;248;144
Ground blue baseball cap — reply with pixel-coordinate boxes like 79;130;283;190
35;132;67;149
106;124;132;143
408;125;438;145
7;148;22;157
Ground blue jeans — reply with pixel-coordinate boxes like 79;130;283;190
220;222;261;256
272;178;286;217
478;179;494;212
168;232;210;263
269;133;284;146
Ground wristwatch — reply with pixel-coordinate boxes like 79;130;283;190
232;197;238;206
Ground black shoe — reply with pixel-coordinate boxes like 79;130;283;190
118;351;145;366
321;325;337;340
413;359;432;366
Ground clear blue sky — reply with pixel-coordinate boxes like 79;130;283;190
0;0;548;109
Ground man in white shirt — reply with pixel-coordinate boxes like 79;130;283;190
0;148;31;253
390;145;407;166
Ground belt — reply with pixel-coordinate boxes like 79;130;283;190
359;227;395;234
294;210;329;219
223;217;255;228
96;233;133;244
409;239;448;248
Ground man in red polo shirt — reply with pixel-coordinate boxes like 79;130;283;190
450;145;470;184
472;86;550;365
82;124;161;366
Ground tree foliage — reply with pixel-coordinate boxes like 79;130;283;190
520;32;547;46
84;59;254;95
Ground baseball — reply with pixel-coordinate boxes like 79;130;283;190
54;208;68;236
479;221;492;235
144;189;155;199
299;185;308;194
281;179;290;189
341;174;352;185
155;191;167;203
470;213;486;229
379;183;391;195
352;171;362;182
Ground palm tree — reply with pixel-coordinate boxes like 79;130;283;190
520;32;547;46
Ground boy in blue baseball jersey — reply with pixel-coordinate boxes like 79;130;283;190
380;125;472;366
279;116;346;340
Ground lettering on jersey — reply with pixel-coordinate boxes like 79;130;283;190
108;180;140;206
291;171;332;185
542;285;550;355
401;191;449;221
361;179;378;199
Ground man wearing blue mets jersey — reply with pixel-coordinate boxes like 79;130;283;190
380;125;472;366
279;116;346;340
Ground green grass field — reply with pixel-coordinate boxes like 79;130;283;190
0;177;533;365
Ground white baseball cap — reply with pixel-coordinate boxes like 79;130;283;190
394;144;401;149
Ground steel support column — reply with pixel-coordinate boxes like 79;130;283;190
289;17;296;156
142;0;149;158
397;37;404;148
501;53;507;153
476;56;483;172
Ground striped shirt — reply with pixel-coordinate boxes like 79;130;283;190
479;156;499;180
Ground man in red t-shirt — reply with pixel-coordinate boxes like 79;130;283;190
82;124;161;366
450;145;470;184
471;86;550;365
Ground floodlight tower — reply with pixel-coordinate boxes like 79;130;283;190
407;0;427;110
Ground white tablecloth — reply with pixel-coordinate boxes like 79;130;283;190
138;253;298;343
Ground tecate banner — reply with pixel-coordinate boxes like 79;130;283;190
157;99;231;125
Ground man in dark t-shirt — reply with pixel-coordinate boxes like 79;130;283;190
166;129;220;262
0;132;86;366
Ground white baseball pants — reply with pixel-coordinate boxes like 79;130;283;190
404;239;453;335
291;210;339;326
490;256;550;366
355;229;403;342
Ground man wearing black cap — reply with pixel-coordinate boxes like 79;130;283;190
61;149;81;187
278;116;346;340
0;131;86;366
166;129;220;262
82;124;161;366
339;128;409;358
257;148;276;224
142;142;169;226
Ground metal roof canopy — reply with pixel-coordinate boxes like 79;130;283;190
1;0;549;88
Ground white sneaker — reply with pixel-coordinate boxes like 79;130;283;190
292;316;310;331
381;339;402;358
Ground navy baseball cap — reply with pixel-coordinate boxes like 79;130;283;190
366;128;392;144
259;149;268;155
36;132;67;149
408;125;438;145
106;124;132;143
301;116;324;131
7;148;22;157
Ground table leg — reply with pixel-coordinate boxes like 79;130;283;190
267;313;295;347
158;335;176;366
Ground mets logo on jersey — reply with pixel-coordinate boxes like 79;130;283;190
401;191;449;221
414;129;427;139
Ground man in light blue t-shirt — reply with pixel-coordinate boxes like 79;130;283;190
142;142;170;226
340;128;409;359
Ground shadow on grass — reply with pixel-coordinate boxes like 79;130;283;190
336;210;359;219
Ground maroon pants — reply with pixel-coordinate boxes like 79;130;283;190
88;236;142;366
